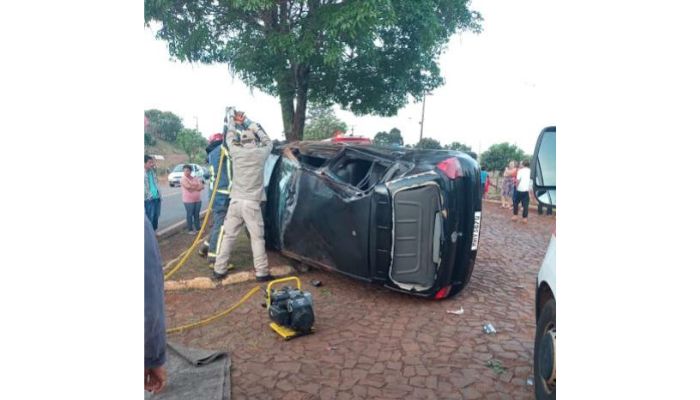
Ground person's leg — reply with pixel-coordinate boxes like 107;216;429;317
213;201;244;275
241;200;270;278
193;201;202;231
538;202;544;215
153;198;161;231
522;192;530;220
547;205;553;216
145;200;157;230
206;194;229;262
184;202;194;231
512;192;520;220
145;200;153;226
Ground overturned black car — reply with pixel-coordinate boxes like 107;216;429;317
263;142;482;299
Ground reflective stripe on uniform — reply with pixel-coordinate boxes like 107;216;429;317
226;157;232;192
215;227;225;254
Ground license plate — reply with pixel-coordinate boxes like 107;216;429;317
471;211;481;250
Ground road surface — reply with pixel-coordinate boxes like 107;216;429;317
155;182;210;234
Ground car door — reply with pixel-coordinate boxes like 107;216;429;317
266;145;374;280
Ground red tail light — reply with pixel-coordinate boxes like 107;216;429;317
436;157;464;180
434;286;451;299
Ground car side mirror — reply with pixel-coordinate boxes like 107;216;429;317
531;126;556;207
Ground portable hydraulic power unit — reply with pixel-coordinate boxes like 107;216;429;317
265;277;315;340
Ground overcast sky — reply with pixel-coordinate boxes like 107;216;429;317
143;0;555;154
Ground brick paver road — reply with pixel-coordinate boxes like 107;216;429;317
164;201;555;399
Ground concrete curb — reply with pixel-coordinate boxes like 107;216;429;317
164;265;295;292
156;210;209;239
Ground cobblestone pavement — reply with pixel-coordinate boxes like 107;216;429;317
164;202;555;399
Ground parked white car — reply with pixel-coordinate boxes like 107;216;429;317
168;163;207;187
532;126;556;400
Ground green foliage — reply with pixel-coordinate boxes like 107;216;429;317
374;128;404;146
144;0;482;140
145;109;184;142
444;141;476;159
303;104;348;140
144;133;156;147
176;128;207;162
479;142;527;172
415;137;442;150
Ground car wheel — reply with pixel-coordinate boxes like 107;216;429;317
169;183;174;187
534;298;556;400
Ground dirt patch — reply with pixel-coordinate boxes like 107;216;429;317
158;227;292;281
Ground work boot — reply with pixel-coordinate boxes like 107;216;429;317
212;270;228;281
208;262;235;271
197;244;208;258
256;274;275;282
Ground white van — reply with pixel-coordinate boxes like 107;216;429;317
532;126;556;399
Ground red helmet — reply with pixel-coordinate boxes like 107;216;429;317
208;133;224;143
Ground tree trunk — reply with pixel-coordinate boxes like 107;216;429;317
292;64;310;141
277;69;295;141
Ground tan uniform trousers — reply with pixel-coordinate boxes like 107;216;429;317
213;199;269;277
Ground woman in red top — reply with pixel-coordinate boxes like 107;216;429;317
181;164;204;234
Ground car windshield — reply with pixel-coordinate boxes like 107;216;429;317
173;165;184;172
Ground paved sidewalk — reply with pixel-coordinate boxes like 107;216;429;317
164;202;555;399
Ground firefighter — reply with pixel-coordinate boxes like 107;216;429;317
213;109;273;282
198;133;233;267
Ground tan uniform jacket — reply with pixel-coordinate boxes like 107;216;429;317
225;122;272;202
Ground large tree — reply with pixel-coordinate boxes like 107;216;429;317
415;137;442;150
374;127;404;146
444;141;476;159
303;104;348;140
144;0;482;141
479;142;526;172
176;128;208;163
145;109;184;142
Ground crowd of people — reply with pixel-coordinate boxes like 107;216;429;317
482;159;555;224
143;108;274;393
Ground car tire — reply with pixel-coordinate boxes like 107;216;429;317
169;183;174;187
534;298;556;400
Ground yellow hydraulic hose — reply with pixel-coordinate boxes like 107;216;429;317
166;285;261;334
164;148;226;280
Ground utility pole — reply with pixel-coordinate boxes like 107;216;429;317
194;116;199;132
419;94;426;143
